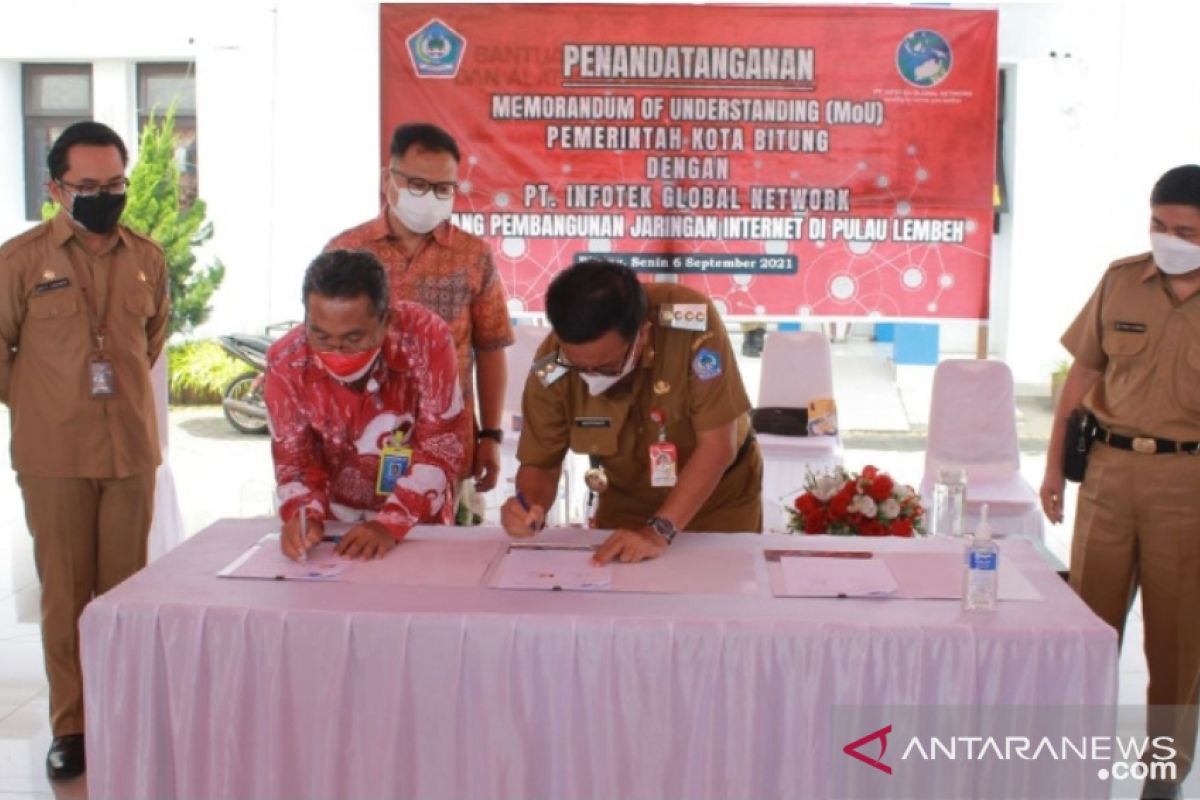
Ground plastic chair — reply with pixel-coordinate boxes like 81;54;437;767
755;331;844;532
920;359;1043;540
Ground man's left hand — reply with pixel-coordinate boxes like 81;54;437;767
592;526;668;565
473;438;501;492
336;521;397;560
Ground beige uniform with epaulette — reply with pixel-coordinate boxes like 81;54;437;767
0;211;169;737
1062;252;1200;779
518;283;762;532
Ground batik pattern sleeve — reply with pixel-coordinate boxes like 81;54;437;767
469;247;515;353
375;322;466;539
264;344;331;524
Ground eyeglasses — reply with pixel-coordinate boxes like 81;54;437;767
388;169;457;200
58;177;129;197
553;337;636;377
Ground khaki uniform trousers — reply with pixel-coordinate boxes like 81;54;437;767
19;472;155;736
1071;442;1200;779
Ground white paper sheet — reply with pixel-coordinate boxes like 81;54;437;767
217;534;346;581
777;552;899;598
490;543;613;591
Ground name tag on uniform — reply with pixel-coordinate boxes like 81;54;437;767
1113;321;1146;333
575;416;612;428
33;277;71;295
649;441;678;487
659;303;708;332
376;445;413;495
88;358;116;398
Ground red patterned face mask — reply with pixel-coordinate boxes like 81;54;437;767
314;347;380;383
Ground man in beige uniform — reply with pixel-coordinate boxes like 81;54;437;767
1042;165;1200;800
0;122;169;779
501;260;762;564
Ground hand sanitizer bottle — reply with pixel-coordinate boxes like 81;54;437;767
964;504;998;611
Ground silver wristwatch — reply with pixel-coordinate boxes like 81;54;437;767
646;515;678;544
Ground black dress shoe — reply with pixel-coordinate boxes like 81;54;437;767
46;734;85;780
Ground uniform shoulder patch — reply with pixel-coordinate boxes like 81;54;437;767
691;347;723;381
530;352;568;387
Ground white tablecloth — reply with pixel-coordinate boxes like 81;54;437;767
80;520;1117;800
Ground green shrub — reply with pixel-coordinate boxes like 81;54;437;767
167;340;245;404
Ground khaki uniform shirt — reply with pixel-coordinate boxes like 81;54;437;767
1062;252;1200;441
0;212;169;478
518;283;762;532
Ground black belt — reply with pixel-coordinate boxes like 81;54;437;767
1095;424;1200;455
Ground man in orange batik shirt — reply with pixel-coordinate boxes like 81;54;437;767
327;122;513;522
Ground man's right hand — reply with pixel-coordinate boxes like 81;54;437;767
1040;471;1066;525
281;512;324;561
501;496;545;538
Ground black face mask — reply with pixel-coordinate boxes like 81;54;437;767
69;192;126;234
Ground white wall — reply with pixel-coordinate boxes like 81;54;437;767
996;2;1200;386
2;0;1198;370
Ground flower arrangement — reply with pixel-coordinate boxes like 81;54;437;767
788;465;925;536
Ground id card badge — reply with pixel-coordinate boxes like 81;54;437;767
376;446;412;495
88;357;116;398
649;441;678;488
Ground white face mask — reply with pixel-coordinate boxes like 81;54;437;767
578;337;640;396
390;189;453;235
1150;232;1200;276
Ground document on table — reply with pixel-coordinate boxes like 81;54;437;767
217;533;346;581
490;543;613;591
776;551;899;598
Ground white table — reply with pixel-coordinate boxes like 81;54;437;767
81;520;1117;800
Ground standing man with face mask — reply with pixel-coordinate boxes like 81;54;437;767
0;122;169;779
326;123;513;521
265;249;465;561
501;260;763;564
1042;165;1200;800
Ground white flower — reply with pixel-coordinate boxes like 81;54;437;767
812;474;842;502
894;484;915;500
849;494;878;518
879;498;901;520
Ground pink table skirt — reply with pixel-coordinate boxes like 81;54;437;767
81;519;1117;800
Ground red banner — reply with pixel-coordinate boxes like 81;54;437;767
381;4;997;319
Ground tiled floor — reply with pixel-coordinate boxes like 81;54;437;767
0;339;1182;798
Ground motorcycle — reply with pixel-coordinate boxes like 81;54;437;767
216;322;297;435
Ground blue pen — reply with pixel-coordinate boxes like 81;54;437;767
515;490;545;532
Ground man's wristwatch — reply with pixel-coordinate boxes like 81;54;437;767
476;428;503;444
646;515;678;545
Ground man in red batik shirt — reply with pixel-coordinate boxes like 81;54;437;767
265;249;465;560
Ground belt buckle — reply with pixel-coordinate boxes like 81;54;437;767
1132;436;1157;454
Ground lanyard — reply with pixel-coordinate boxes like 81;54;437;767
63;243;121;354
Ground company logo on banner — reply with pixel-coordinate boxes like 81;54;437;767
897;30;953;87
406;19;466;78
381;5;998;319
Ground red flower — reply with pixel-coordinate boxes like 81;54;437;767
804;511;827;534
860;519;885;536
795;493;821;515
892;517;915;537
867;474;894;502
861;465;879;480
829;490;854;519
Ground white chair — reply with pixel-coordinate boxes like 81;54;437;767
485;325;579;525
146;354;186;561
755;331;844;532
920;359;1043;540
